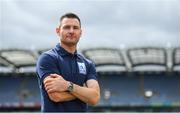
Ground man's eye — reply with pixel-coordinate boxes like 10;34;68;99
63;26;70;29
74;27;79;30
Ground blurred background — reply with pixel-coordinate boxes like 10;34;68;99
0;0;180;112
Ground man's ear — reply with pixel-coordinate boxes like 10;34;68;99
56;27;60;34
80;29;82;37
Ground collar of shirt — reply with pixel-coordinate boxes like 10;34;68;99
55;43;78;57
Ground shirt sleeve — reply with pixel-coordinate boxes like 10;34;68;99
86;61;97;81
36;53;60;84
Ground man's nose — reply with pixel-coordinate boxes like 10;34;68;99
69;27;74;33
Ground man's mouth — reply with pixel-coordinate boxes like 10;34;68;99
66;36;75;39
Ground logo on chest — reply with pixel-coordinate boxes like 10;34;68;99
77;62;86;75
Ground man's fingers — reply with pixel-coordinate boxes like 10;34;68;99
45;84;52;92
45;84;57;93
44;82;51;89
50;74;64;80
44;77;54;84
50;74;60;78
43;74;61;84
47;89;55;93
46;87;55;93
45;82;56;93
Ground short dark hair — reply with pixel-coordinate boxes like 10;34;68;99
60;12;81;27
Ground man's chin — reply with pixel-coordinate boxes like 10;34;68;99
63;42;78;47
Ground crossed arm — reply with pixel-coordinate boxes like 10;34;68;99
43;74;100;105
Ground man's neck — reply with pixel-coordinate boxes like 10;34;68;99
61;43;76;54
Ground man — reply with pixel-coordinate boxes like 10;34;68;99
36;12;100;112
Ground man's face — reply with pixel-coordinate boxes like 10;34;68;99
57;18;82;46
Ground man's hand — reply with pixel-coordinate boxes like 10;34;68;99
43;74;100;104
44;74;69;93
71;79;100;105
43;74;76;102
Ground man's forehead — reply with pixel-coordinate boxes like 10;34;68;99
61;18;80;26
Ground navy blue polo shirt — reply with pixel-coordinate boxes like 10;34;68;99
36;43;97;112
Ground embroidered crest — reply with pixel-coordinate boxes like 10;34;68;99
77;62;86;75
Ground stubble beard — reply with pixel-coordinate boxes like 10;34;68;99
61;39;79;47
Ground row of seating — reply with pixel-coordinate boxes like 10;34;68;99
97;73;180;107
0;75;40;106
1;73;180;108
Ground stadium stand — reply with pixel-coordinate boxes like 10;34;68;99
173;48;180;72
0;57;14;73
0;47;180;112
0;49;40;111
82;48;127;72
127;47;167;72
